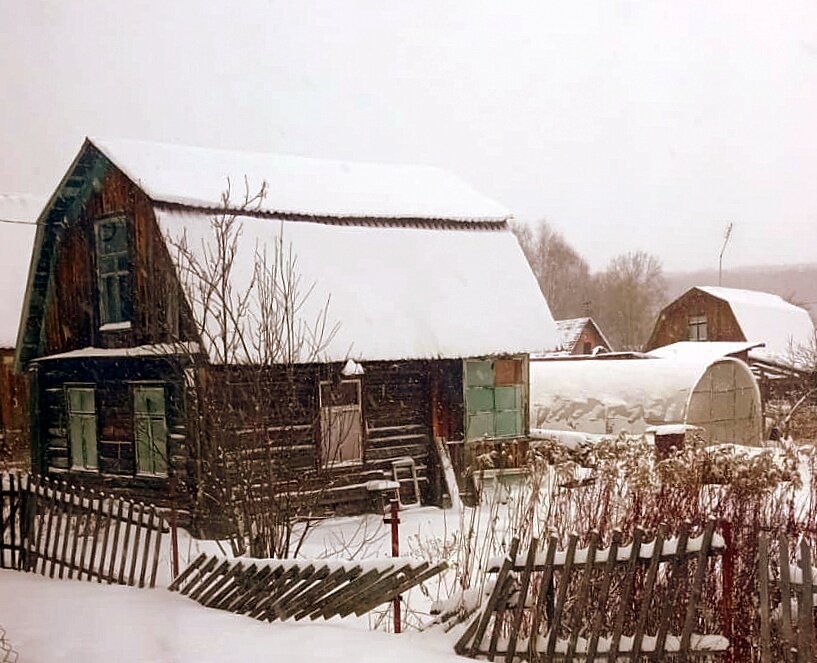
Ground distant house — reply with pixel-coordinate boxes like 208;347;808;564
551;317;612;356
0;194;44;467
15;137;558;532
645;286;815;369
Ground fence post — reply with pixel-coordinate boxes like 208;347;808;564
720;520;734;663
383;498;401;633
170;476;179;579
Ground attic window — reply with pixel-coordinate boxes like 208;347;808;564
688;314;708;341
95;216;133;327
464;358;525;440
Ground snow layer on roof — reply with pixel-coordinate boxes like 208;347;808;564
156;208;558;363
0;194;44;348
696;286;815;364
647;341;762;363
91;138;511;222
556;317;589;351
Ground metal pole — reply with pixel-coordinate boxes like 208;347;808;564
383;498;401;633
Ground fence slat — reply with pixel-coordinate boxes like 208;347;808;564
527;533;558;661
797;540;813;663
96;493;113;583
77;488;94;580
631;524;667;661
679;520;715;662
757;531;772;663
545;533;578;659
565;531;598;660
54;482;72;579
127;502;145;587
117;501;135;585
587;529;622;661
779;533;795;663
138;506;155;588
504;536;538;663
651;522;689;661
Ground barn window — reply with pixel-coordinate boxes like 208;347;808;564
688;314;708;341
133;386;168;476
95;216;133;327
319;380;363;466
66;386;98;471
464;358;525;440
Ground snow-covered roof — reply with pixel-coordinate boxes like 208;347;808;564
0;194;45;348
647;341;763;363
695;286;815;364
91;138;511;223
554;317;611;353
156;208;558;363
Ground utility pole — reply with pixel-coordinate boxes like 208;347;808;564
719;222;734;286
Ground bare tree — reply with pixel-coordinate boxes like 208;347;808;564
591;250;666;351
166;179;350;558
512;220;593;319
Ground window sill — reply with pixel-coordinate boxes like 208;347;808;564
99;321;132;332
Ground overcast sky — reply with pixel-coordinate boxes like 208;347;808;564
1;1;816;272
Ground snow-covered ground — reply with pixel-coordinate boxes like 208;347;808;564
0;569;464;663
0;506;478;663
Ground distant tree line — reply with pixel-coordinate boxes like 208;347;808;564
512;220;666;351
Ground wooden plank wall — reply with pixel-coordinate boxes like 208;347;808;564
0;350;28;468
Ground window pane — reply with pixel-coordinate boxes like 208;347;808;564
98;219;127;254
495;410;521;437
466;412;494;439
466;387;494;413
82;417;99;468
134;387;168;475
494;386;521;411
320;381;359;407
135;387;166;415
465;360;494;387
150;418;168;475
495;359;523;386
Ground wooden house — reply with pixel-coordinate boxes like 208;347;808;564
0;194;44;467
552;317;612;356
15;138;558;533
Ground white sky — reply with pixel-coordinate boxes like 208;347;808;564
1;1;816;272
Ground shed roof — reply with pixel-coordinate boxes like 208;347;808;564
694;286;815;364
0;194;44;348
647;341;763;363
92;138;511;223
554;317;611;353
157;208;558;363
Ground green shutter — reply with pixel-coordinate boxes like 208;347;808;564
466;387;495;413
134;387;168;475
67;387;98;470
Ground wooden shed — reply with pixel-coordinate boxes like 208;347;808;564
15;137;558;533
0;194;43;467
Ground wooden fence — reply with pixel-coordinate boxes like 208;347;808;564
169;553;447;622
757;532;815;663
455;520;729;661
1;472;168;587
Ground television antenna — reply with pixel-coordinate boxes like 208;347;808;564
718;222;734;286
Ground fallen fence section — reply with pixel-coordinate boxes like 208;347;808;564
169;553;447;622
455;520;729;662
757;532;815;663
1;472;168;588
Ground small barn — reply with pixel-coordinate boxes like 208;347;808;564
0;194;44;467
646;286;815;367
15;137;558;532
549;317;612;356
530;355;763;446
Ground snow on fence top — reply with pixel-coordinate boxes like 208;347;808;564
0;193;44;348
696;286;815;365
92;137;511;222
156;208;558;363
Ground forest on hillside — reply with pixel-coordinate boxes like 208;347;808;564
513;221;817;351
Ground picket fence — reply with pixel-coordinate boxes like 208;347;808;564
0;472;168;587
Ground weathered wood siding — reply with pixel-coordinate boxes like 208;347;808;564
0;349;29;467
645;289;745;351
35;356;193;519
42;164;195;357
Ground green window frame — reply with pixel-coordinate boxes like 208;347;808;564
464;359;525;440
66;386;98;471
95;216;132;326
133;386;168;476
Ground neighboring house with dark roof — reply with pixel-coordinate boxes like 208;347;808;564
0;194;44;467
15;137;557;532
551;317;612;356
645;286;815;368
